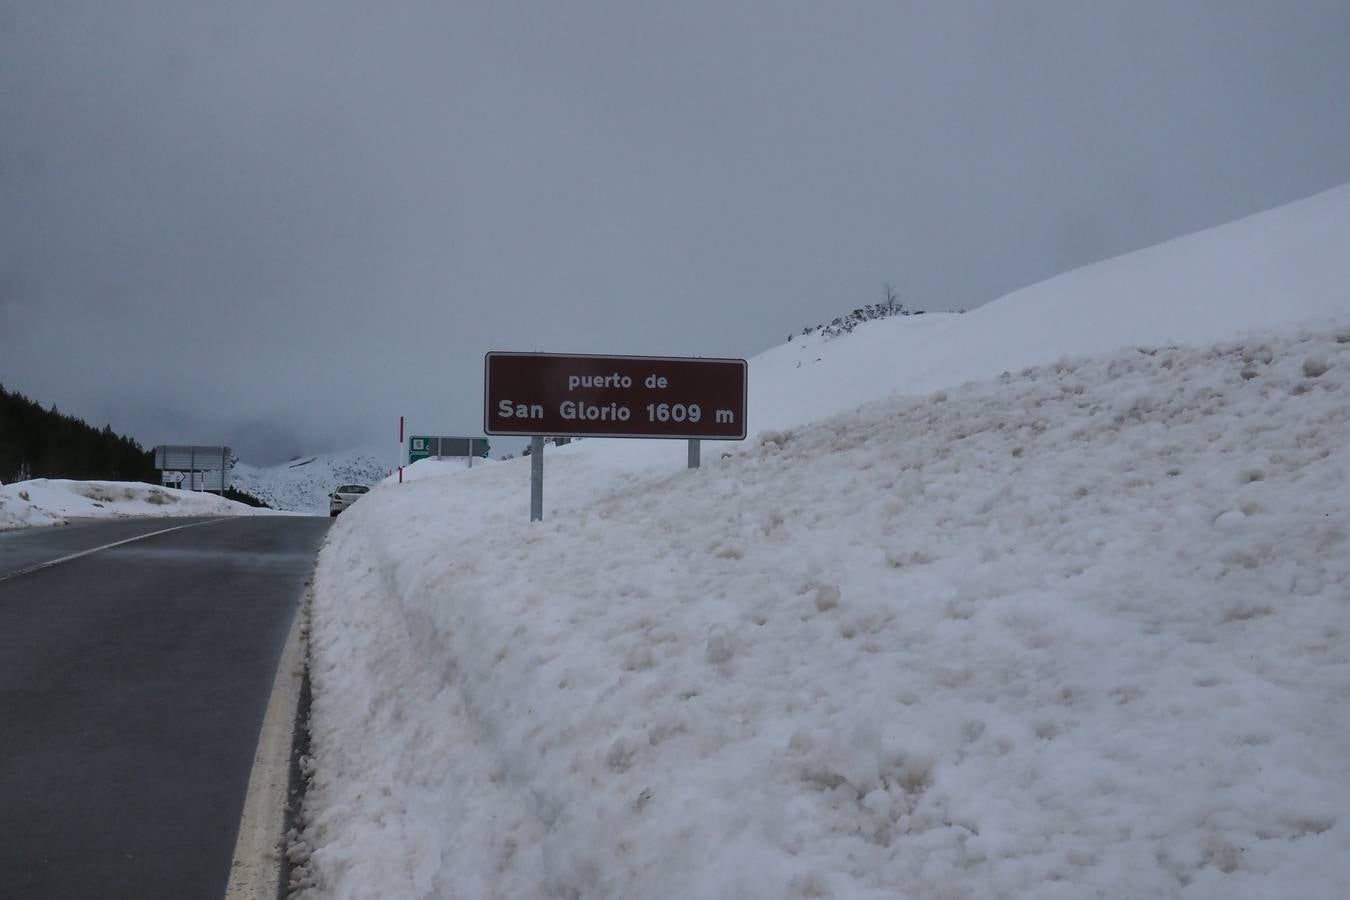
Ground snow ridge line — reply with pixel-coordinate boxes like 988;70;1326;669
0;518;226;583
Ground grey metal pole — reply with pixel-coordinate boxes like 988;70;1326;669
530;436;544;521
688;439;701;469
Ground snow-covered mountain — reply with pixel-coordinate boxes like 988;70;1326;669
231;449;393;513
299;183;1350;898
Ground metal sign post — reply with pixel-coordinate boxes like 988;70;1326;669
484;352;746;520
409;436;491;465
530;436;544;521
153;445;233;493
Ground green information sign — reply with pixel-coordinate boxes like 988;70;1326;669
409;436;490;464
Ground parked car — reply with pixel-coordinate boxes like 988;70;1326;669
329;484;370;516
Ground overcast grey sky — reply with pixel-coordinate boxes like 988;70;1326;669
3;1;1349;463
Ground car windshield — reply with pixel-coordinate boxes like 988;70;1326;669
337;485;368;494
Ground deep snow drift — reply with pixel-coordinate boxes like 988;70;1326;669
381;455;496;485
0;478;269;530
303;322;1349;899
299;183;1350;898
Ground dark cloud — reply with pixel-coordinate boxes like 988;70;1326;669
3;1;1349;463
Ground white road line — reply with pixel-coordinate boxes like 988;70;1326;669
0;518;227;584
225;591;307;900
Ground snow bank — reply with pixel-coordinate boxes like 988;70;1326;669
0;478;270;530
303;320;1350;898
300;184;1350;897
382;455;497;485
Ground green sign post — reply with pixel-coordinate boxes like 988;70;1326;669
408;436;490;465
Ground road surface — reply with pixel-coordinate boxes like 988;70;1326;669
0;515;329;899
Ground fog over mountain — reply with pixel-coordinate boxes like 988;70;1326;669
3;1;1348;463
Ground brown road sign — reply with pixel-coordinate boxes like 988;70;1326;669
484;352;748;439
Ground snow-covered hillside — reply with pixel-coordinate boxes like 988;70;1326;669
753;181;1350;433
231;449;393;513
0;479;270;530
297;184;1350;898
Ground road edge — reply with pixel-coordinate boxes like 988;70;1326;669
224;586;308;900
278;636;315;897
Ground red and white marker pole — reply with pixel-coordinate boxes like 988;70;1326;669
398;415;404;484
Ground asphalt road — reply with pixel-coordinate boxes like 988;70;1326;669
0;515;330;899
0;516;222;578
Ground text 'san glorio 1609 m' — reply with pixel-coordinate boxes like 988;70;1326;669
483;353;747;440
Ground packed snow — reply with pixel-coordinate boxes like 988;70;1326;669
0;478;270;530
299;184;1350;899
232;449;395;513
385;455;497;485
